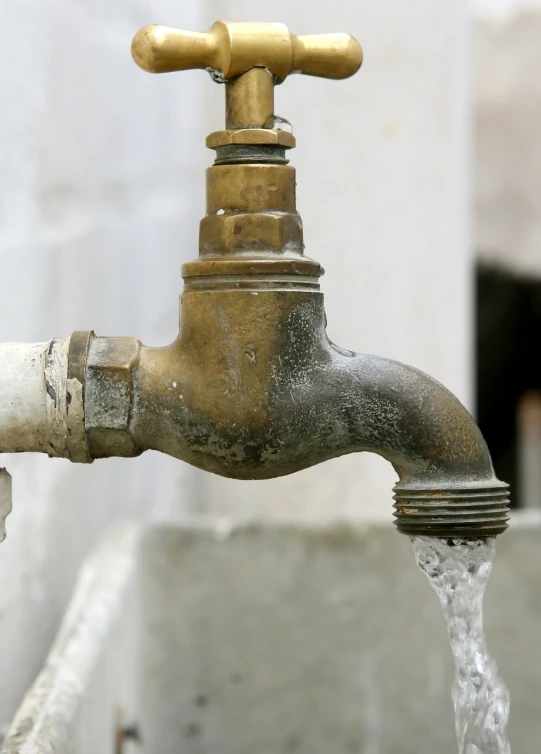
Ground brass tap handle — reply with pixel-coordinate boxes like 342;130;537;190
131;21;362;83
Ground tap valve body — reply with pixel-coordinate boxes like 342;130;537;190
0;21;509;542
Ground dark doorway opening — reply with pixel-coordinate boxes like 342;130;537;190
476;263;541;507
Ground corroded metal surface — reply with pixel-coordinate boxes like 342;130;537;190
85;336;142;459
0;22;507;543
78;20;509;537
67;330;93;463
81;275;509;536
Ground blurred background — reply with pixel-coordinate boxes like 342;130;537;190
0;0;540;731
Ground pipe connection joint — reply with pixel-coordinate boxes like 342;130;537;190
84;335;142;459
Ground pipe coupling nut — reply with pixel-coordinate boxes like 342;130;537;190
85;336;142;458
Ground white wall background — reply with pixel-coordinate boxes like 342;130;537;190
0;0;472;725
473;0;541;17
474;0;541;277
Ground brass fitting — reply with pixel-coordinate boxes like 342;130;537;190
130;22;363;81
84;335;142;458
131;22;362;285
205;129;296;149
64;21;509;539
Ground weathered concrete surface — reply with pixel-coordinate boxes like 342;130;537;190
0;524;141;754
3;516;540;753
139;519;541;754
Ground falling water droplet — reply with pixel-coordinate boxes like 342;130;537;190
269;115;293;133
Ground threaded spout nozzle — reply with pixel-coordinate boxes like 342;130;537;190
393;483;510;538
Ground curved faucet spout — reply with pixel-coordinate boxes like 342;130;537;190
280;349;509;538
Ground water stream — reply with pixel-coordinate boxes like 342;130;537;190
411;536;511;754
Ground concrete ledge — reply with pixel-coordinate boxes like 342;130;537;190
2;515;539;753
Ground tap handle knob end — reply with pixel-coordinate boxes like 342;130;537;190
131;22;362;82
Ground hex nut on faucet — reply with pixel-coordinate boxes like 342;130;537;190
85;336;142;458
200;212;304;256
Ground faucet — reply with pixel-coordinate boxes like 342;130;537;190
0;21;509;541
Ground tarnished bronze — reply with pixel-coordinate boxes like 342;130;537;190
131;22;357;282
85;336;142;459
131;22;363;82
206;129;296;149
67;21;509;539
226;67;275;129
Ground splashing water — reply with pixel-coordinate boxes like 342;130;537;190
411;536;511;754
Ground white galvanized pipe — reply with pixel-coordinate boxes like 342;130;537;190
0;337;88;539
0;337;87;459
0;339;70;455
